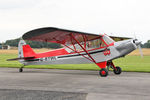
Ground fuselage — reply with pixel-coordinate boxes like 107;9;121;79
20;35;140;66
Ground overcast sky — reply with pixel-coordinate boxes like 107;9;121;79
0;0;150;43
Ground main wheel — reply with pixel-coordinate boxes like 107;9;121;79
113;66;122;75
19;68;23;72
99;68;108;77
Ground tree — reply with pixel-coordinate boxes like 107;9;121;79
147;40;150;43
4;38;61;49
142;40;150;48
5;38;20;47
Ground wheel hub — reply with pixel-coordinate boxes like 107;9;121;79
101;70;106;75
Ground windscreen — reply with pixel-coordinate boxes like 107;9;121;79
102;35;114;45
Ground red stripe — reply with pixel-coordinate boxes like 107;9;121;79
35;48;69;58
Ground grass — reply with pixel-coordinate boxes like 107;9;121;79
113;56;150;72
0;49;150;72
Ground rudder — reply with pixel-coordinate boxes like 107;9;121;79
18;40;36;58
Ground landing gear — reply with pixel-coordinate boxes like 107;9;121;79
96;61;122;77
19;65;24;72
113;66;122;75
19;68;23;72
99;68;108;77
107;61;122;75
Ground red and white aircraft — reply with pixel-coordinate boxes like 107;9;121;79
8;27;141;77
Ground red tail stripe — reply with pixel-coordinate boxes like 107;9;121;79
36;48;69;58
23;45;36;57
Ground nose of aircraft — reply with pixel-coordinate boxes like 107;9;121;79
133;39;141;46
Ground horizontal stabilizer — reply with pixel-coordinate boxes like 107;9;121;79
7;56;35;61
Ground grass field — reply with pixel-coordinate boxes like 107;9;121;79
0;49;150;72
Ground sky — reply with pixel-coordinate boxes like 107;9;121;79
0;0;150;43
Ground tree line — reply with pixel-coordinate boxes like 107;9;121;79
142;40;150;48
3;38;61;49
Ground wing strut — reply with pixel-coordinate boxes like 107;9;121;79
51;35;93;62
63;44;94;62
52;33;97;63
70;33;97;63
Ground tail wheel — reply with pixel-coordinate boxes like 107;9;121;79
99;68;108;77
113;66;122;75
19;68;23;72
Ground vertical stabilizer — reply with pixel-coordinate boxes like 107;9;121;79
18;40;36;58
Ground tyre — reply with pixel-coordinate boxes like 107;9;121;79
113;66;122;75
19;68;23;72
99;68;108;77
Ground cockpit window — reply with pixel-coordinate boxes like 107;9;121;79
64;35;114;53
102;35;114;45
87;39;106;49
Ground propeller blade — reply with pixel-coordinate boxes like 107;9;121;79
138;45;143;58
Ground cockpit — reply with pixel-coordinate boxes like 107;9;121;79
87;35;114;49
65;34;115;53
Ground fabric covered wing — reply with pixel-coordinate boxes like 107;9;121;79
22;27;100;44
22;27;132;44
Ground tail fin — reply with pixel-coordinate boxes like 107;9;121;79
18;40;36;58
18;40;26;58
7;40;35;61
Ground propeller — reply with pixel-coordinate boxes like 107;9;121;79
133;37;143;58
138;43;143;58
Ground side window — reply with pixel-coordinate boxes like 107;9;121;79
64;36;109;53
100;40;106;47
75;43;83;52
87;38;106;49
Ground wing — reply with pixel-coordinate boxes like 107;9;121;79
22;27;101;45
22;27;132;44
